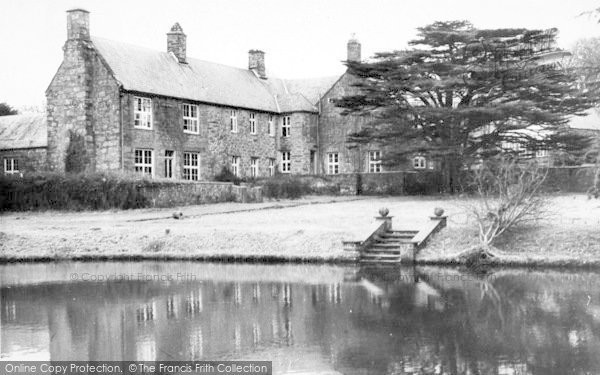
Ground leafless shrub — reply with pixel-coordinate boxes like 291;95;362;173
467;157;549;247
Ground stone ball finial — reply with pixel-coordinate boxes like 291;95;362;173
434;207;444;217
378;207;389;217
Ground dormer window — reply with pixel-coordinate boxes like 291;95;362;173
134;97;152;129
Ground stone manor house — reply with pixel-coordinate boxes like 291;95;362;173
1;9;438;179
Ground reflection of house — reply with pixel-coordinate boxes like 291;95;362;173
0;280;349;363
5;267;600;373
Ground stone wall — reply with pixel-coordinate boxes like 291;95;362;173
46;37;95;173
544;166;597;193
322;173;409;195
317;72;440;175
318;73;371;174
204;103;278;178
139;181;262;207
0;148;47;176
122;93;205;179
122;93;281;180
299;171;445;195
279;112;318;174
46;36;121;173
303;167;597;196
90;52;122;171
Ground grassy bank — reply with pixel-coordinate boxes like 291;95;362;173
0;194;599;267
418;195;600;267
0;196;371;263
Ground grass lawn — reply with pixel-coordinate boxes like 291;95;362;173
0;194;599;265
419;194;600;266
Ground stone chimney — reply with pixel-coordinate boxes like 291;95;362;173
248;50;266;79
347;35;361;62
67;9;90;40
167;23;187;64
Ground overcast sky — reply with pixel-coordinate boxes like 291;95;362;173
1;0;599;109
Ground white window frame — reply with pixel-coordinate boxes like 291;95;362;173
327;152;339;175
280;152;291;173
183;152;200;181
268;115;274;136
231;156;240;177
134;149;154;177
368;150;382;173
183;103;199;134
250;157;259;177
4;158;19;175
134;97;152;129
164;150;175;178
249;113;257;135
413;156;427;169
268;158;275;176
230;110;238;133
282;116;291;137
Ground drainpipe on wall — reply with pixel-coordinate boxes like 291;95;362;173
119;89;124;171
316;94;321;175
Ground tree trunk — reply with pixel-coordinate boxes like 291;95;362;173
443;153;463;194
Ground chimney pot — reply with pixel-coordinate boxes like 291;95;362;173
167;23;187;64
248;50;266;79
67;9;90;41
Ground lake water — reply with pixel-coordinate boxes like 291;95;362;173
1;262;600;374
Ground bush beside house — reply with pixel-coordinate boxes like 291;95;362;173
0;172;260;211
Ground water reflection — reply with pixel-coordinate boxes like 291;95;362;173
1;262;600;374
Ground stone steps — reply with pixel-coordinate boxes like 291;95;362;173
370;242;405;249
360;229;417;264
378;231;417;239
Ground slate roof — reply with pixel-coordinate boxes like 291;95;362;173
0;114;47;150
283;76;341;104
92;37;341;114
